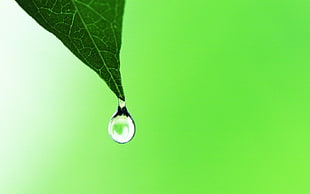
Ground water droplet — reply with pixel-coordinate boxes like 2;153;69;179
108;99;135;144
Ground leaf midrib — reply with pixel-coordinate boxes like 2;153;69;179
71;0;122;97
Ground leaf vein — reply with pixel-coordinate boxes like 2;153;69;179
71;0;122;96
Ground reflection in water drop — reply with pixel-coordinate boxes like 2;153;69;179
108;99;135;144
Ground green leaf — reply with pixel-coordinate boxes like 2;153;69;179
15;0;125;100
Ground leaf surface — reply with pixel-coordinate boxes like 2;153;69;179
16;0;125;100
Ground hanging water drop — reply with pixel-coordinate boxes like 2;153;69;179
108;99;135;144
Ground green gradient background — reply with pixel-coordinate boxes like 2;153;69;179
1;0;310;193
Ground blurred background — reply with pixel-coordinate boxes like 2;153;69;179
1;0;310;193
